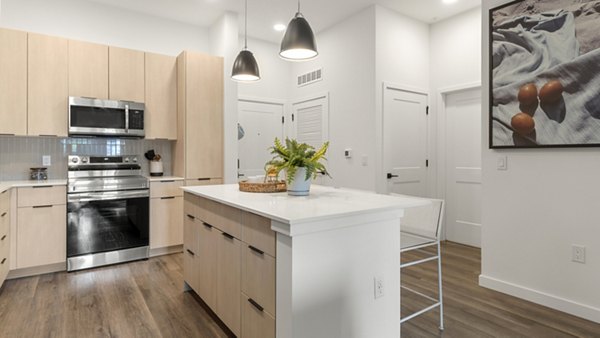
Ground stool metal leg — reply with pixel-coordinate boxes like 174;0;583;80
437;241;444;330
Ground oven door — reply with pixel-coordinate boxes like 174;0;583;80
67;190;149;258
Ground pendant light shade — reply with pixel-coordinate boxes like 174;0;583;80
231;0;260;82
232;49;260;81
280;1;318;60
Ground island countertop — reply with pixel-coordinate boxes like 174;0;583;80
182;184;426;227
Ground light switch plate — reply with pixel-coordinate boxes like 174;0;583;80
361;155;368;166
42;155;51;166
344;148;353;158
497;156;507;170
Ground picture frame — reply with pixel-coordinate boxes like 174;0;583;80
489;0;600;148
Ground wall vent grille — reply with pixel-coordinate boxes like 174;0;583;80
297;68;323;87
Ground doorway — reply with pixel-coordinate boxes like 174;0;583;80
237;99;284;178
442;86;482;247
383;87;429;197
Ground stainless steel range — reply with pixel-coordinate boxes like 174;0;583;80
67;155;149;271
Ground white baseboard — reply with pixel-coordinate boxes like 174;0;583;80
8;262;66;279
479;274;600;323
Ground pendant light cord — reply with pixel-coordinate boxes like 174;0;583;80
244;0;248;49
297;0;300;13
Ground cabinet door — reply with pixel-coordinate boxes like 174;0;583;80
109;47;145;102
28;33;69;137
16;205;66;269
68;40;109;99
183;214;200;291
197;222;218;311
185;52;224;179
217;230;241;336
145;53;177;140
241;293;276;338
150;197;183;249
0;28;27;136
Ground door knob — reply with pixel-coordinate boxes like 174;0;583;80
387;173;399;179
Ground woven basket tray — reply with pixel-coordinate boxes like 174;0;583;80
239;181;287;193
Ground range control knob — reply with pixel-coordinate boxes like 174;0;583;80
132;157;138;163
124;157;130;163
71;157;79;164
82;157;88;163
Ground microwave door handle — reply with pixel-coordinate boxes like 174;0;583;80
125;104;130;133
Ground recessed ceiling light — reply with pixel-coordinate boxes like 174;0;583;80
273;23;286;32
443;0;458;3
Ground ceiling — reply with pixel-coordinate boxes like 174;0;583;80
86;0;481;42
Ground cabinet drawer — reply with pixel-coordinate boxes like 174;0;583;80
183;213;200;291
241;292;275;338
0;208;8;235
17;185;66;207
0;189;9;213
242;212;276;257
242;244;276;315
185;178;223;187
184;193;199;219
198;197;241;239
0;229;8;260
150;180;183;198
0;251;8;287
150;196;183;249
16;204;66;268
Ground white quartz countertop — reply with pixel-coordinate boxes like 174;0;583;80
0;179;67;193
182;184;427;226
147;176;184;182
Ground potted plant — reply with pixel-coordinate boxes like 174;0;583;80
267;138;331;196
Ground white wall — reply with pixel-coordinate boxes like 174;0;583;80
0;0;209;56
290;7;377;191
480;0;600;323
374;5;430;193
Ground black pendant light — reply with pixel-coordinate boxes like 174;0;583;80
280;0;318;60
232;0;260;81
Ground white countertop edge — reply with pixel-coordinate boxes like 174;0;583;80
0;179;67;192
182;184;428;227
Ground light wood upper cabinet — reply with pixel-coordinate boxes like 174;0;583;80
109;47;145;102
0;28;27;136
28;33;69;137
69;40;109;99
145;52;177;140
175;51;224;180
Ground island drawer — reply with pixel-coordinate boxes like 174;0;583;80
0;189;9;213
184;193;199;218
0;227;8;260
17;185;66;207
150;180;183;198
241;292;275;338
197;197;242;239
0;208;8;235
242;212;275;257
242;244;275;316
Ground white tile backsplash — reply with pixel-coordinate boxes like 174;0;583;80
0;136;172;180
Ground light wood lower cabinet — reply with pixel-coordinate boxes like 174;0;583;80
16;204;66;269
183;193;276;338
216;230;242;336
241;292;276;338
150;197;183;249
0;189;10;287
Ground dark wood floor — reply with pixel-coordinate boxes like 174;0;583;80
402;242;600;338
0;242;598;337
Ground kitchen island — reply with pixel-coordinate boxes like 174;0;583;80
182;184;426;338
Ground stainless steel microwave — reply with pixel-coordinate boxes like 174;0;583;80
68;97;145;138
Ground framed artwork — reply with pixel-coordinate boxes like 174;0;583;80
489;0;600;148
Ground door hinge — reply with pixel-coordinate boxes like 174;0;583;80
426;159;429;167
282;116;285;124
292;113;295;122
426;106;429;115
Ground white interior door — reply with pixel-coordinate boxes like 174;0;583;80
444;87;482;247
238;100;284;178
383;88;429;197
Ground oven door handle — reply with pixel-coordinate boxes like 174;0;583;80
68;190;149;202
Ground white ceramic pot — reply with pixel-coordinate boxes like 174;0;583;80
287;167;311;196
150;160;164;176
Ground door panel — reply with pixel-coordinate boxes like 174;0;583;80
444;87;482;247
384;88;428;197
238;101;284;178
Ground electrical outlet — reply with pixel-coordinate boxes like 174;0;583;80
42;155;51;166
374;277;384;299
572;245;586;263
